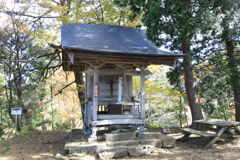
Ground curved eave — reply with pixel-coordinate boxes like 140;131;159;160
63;47;184;58
61;48;183;72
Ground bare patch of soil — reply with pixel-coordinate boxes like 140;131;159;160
0;130;69;160
1;130;240;160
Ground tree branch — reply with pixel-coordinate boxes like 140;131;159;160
2;10;60;19
54;81;76;96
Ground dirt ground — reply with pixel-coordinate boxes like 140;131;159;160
0;130;69;160
1;130;240;160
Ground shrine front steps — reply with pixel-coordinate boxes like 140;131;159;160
65;137;174;154
62;129;176;160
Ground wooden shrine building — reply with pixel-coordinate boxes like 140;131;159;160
61;23;182;137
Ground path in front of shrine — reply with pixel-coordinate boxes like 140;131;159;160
56;126;176;160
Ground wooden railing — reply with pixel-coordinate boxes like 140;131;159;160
85;101;141;127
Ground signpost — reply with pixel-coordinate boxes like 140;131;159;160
11;108;22;115
11;108;22;133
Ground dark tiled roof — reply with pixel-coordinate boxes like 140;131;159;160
61;23;178;56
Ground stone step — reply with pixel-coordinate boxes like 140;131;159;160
106;138;163;148
65;134;175;155
104;132;137;141
65;141;107;155
65;139;158;155
98;145;155;160
64;129;176;157
147;133;176;148
97;128;137;136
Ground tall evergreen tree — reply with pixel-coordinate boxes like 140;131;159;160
115;0;208;121
221;2;240;121
193;0;240;120
115;0;240;122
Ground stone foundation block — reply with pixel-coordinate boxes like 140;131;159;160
128;145;155;157
104;132;137;141
154;134;176;148
68;143;106;155
98;147;128;160
107;140;140;147
140;139;163;148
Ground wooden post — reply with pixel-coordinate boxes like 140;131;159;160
91;67;98;137
15;115;18;134
84;73;89;127
93;67;98;121
140;68;146;133
118;77;123;103
86;72;91;99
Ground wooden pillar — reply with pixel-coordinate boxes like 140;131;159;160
84;72;87;127
91;67;98;137
86;72;91;99
140;67;146;133
84;72;90;128
93;67;98;120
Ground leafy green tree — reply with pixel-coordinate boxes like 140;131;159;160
133;65;188;127
0;0;143;133
114;0;208;121
115;0;240;123
0;75;5;84
192;1;240;120
0;0;59;131
223;15;240;121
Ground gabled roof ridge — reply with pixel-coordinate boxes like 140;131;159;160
61;23;181;56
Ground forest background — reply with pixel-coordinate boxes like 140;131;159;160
0;0;239;137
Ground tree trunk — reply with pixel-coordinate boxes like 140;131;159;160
5;80;21;132
14;72;30;131
182;41;204;122
74;71;85;120
225;39;240;121
234;91;240;121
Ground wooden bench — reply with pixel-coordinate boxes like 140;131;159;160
180;119;240;149
180;128;215;137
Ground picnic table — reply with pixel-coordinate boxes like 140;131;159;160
180;119;240;149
